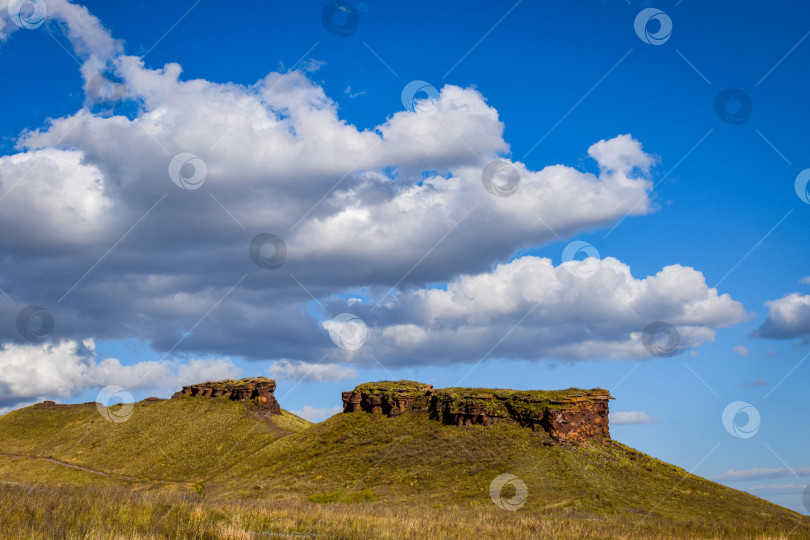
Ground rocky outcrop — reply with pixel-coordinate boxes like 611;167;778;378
342;381;612;444
540;394;611;442
342;381;434;416
172;377;281;414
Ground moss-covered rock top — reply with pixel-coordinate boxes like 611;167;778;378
353;380;430;390
346;382;610;405
193;377;275;387
174;377;280;413
349;382;608;398
350;381;433;395
438;387;610;401
430;387;612;417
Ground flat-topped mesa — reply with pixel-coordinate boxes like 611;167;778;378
172;377;281;414
342;381;434;416
342;381;613;444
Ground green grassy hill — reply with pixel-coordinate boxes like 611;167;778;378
0;397;308;486
0;395;807;539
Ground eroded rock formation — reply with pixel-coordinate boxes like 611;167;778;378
172;377;281;414
342;381;434;416
342;381;612;444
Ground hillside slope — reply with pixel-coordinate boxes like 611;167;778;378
0;394;807;538
219;411;806;531
0;396;309;486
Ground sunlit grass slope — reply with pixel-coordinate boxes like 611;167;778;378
0;396;309;484
0;397;807;539
220;411;804;528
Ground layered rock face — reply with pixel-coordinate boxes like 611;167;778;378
342;381;612;444
540;394;611;442
342;381;434;416
172;377;281;414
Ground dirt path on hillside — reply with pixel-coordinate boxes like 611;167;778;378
0;452;133;479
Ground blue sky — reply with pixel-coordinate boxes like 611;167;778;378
0;0;809;514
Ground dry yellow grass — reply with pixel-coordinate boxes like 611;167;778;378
0;483;807;539
1;398;808;538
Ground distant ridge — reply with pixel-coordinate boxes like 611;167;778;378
0;377;806;538
342;380;612;444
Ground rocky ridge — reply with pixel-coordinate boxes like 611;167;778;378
169;377;612;444
342;380;612;444
172;377;281;414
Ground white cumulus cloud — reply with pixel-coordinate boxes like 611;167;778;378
753;293;810;340
0;0;752;404
0;339;240;409
269;360;357;383
344;256;748;365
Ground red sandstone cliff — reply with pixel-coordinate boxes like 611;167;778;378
172;377;281;414
342;381;612;444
